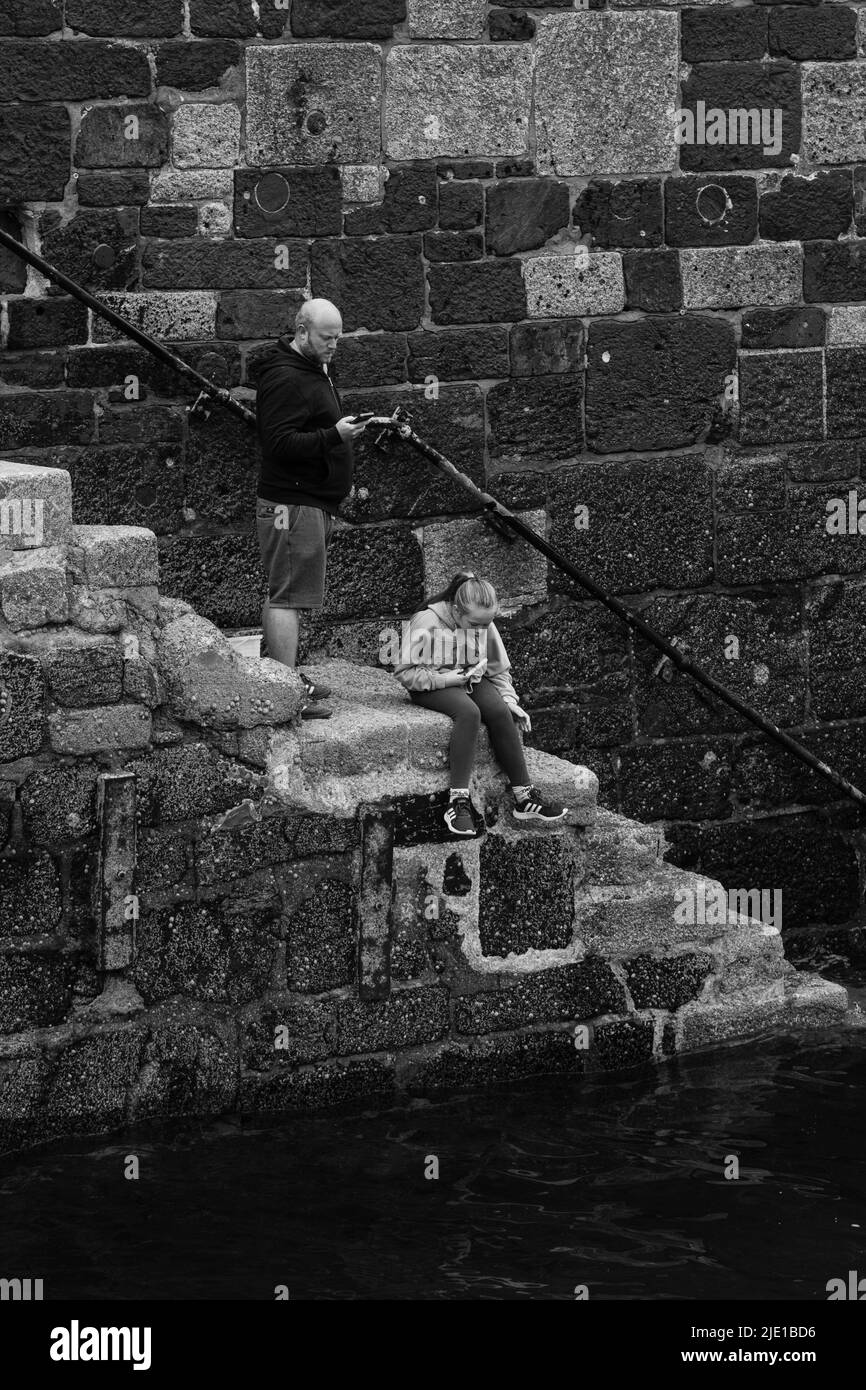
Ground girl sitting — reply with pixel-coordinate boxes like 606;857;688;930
393;572;568;837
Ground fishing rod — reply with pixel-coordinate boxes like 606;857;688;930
2;225;864;810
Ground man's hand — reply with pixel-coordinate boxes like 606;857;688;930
509;702;532;733
336;415;368;442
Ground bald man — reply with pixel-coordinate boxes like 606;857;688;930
254;299;367;717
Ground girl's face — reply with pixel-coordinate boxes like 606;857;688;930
453;603;497;630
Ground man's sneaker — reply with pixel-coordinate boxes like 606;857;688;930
301;673;331;702
444;796;475;837
512;786;568;823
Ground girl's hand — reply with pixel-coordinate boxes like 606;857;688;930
465;659;488;683
509;702;532;733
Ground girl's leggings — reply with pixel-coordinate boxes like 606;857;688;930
409;677;530;788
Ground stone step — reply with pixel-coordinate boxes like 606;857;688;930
0;459;72;553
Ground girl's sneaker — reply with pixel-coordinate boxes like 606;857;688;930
444;796;476;836
513;786;568;823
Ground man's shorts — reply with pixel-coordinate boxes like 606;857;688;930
256;498;335;609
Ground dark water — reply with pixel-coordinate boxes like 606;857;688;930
3;1001;866;1302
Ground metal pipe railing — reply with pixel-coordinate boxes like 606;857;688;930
2;224;864;810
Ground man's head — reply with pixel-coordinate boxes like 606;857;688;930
293;298;343;367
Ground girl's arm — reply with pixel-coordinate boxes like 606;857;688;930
393;613;466;692
483;624;520;705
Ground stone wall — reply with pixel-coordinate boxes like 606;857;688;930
3;2;866;939
0;458;850;1154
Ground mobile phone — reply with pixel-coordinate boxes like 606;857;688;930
350;411;376;423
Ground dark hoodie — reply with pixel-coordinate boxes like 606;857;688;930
254;335;353;514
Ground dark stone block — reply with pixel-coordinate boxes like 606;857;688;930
741;305;825;349
631;587;807;736
585;314;735;453
155;38;243;89
0;953;76;1033
827;348;866;438
478;835;575;956
216;289;306;340
0;853;62;935
0;352;66;390
625;953;714;1010
664;174;757;246
334;986;449;1054
439;180;483;230
233;165;342;238
760;170;852;241
680;62;800;171
428;260;526;325
136;826;193;895
241;997;336;1069
496;600;633;737
0;653;44;760
40;208;138;292
20;765;98;843
37;1029;146;1142
443;852;472;895
804;240;866;303
0;391;94;449
739;349;824;443
189;0;257;35
548;453;713;595
130;1019;238;1122
620;741;733;821
509;319;584;376
311;236;425;332
787;440;855;482
76;104;169;168
242;1057;395;1114
717;483;866;585
732;724;866;813
158;532;264;627
76;169;151;206
181;407;258;527
345;164;437;235
341;384;484;522
142;237;307;290
486;177;570;255
665;809;860;930
437;160;493;181
98;403;184;446
295;815;358;854
335;332;407;388
133;898;277;1004
496;158;535;178
0;214;26;293
768;5;856;58
455;959;626;1033
324;524;424;617
128;742;258;825
424;230;484;262
195;816;298;886
407;326;508;382
0;0;62;33
141;206;199;238
807;581;866;720
714;448;787;512
41;640;123;707
591;1018;654;1070
406;1029;581;1094
68;0;182;33
622;250;682;312
487;373;582;466
0;108;70;202
573;179;663;249
0;40;151;100
64;441;187;534
681;7;768;62
490;8;536;40
291;0;405;37
286;878;356;991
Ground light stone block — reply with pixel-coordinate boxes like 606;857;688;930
802;62;866;164
523;251;625;318
151;168;235;203
0;460;72;552
407;0;486;39
48;704;152;755
534;12;679;176
246;44;382;166
826;307;866;346
0;547;67;630
680;244;801;309
173;103;240;168
385;45;532;159
340;165;383;203
93;292;218;342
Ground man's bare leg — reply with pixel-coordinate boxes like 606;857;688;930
263;602;299;667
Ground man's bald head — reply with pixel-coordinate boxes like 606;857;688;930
293;298;343;366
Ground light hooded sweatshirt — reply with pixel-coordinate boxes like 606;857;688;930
393;600;519;704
